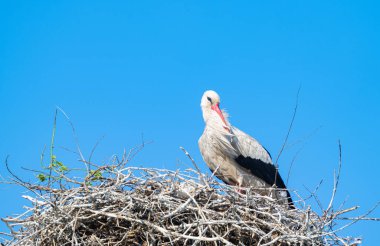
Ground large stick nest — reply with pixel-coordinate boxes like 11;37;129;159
1;160;366;246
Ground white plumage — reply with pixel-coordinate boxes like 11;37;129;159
198;90;293;207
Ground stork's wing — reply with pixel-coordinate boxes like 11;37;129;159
234;155;287;189
231;127;272;164
235;154;294;207
232;127;294;206
231;126;288;189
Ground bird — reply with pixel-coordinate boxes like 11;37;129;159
198;90;294;208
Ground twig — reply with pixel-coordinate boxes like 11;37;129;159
88;135;105;170
48;109;58;187
327;140;343;213
274;85;301;166
274;85;301;186
56;106;88;174
180;146;209;188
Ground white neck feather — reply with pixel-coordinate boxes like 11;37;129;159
202;107;230;130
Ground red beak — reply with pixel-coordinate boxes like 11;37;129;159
211;103;229;130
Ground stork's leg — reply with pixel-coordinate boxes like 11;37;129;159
235;182;246;194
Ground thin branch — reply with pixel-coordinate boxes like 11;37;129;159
286;145;304;186
180;146;209;188
4;156;26;184
48;109;58;187
274;85;301;187
56;106;88;174
88;135;105;169
327;140;343;213
275;85;301;166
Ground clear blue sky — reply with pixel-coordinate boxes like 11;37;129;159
1;1;379;244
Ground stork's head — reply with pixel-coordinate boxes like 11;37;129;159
201;90;230;131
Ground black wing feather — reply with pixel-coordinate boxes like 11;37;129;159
235;155;294;207
235;155;285;187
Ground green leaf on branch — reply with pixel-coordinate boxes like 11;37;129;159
37;174;46;182
90;170;103;181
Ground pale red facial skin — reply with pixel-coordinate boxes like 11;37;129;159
211;103;230;131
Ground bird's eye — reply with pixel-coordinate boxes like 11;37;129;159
207;97;212;103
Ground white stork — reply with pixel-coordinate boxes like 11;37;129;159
198;90;294;207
